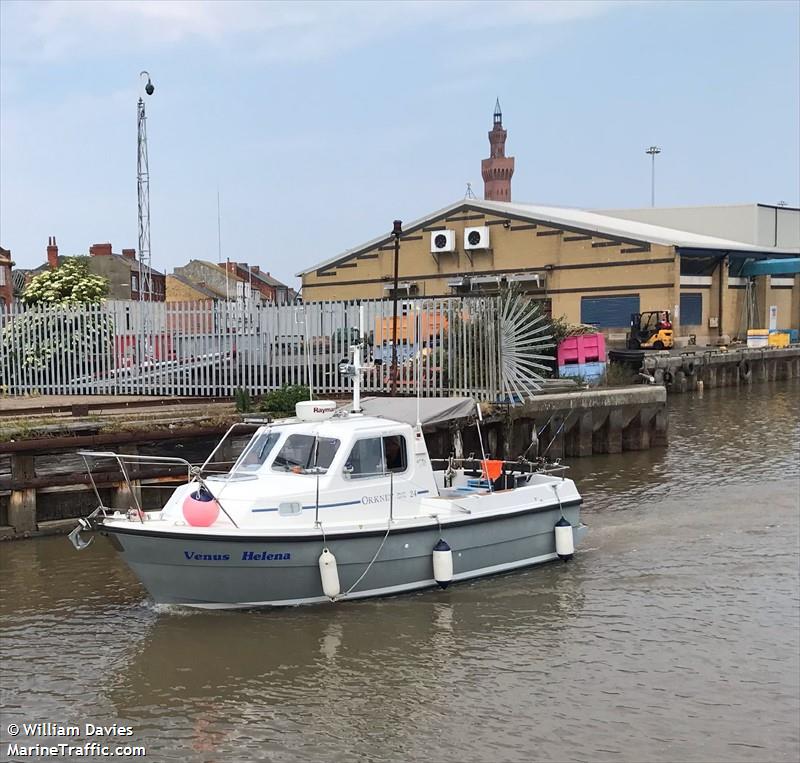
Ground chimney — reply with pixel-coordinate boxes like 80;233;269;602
251;265;260;274
46;236;59;269
122;248;136;259
89;243;113;257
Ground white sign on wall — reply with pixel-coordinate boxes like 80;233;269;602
769;305;778;331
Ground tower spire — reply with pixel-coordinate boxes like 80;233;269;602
481;100;515;202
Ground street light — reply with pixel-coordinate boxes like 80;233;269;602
142;71;154;95
645;145;661;207
390;219;402;396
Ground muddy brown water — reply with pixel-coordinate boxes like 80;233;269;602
1;381;798;763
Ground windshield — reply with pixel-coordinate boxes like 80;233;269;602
234;430;281;473
272;434;340;474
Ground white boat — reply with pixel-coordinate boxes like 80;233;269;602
70;337;586;609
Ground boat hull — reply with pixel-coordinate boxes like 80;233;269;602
102;502;585;608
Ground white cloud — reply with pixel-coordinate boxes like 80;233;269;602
2;1;624;64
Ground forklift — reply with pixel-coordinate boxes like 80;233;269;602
627;311;674;350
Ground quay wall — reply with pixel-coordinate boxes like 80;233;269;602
0;386;667;540
640;345;800;394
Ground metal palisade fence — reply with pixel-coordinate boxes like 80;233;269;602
0;296;554;401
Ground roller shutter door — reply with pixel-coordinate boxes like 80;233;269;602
680;292;703;326
580;295;640;328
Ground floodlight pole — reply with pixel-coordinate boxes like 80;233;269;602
646;145;661;207
137;71;155;365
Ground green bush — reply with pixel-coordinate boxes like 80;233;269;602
258;385;310;416
234;388;252;413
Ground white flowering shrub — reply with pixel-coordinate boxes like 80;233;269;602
3;258;114;383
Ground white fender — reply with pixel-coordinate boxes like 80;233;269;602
319;548;341;599
554;517;574;560
432;539;453;589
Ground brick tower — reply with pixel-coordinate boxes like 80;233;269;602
481;99;514;202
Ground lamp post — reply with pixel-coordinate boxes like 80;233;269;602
646;145;661;207
390;219;402;396
137;71;155;366
138;71;154;303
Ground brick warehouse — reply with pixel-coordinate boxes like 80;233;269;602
297;198;799;342
298;104;798;341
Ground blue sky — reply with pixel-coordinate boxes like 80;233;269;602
1;0;798;288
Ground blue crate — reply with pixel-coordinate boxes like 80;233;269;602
558;361;606;385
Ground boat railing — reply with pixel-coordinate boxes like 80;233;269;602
78;451;197;517
78;450;242;528
429;457;569;478
80;420;268;507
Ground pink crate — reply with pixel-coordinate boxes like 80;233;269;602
557;333;606;366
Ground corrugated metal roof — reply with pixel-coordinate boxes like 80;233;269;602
296;199;799;276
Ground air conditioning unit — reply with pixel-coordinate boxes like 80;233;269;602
464;226;490;250
507;272;545;288
471;275;502;285
430;229;456;254
383;281;416;293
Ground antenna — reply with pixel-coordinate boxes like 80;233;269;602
465;182;477;199
299;306;314;401
217;188;222;263
415;302;422;428
474;401;492;493
352;304;365;413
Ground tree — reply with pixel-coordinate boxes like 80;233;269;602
3;258;113;389
22;257;108;305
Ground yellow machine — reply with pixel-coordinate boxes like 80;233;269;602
627;311;674;350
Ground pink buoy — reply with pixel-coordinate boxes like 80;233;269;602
182;488;220;527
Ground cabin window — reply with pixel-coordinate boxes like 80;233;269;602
383;435;407;472
272;434;340;473
236;430;280;472
344;435;407;478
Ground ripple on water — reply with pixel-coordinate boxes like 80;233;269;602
0;381;798;763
